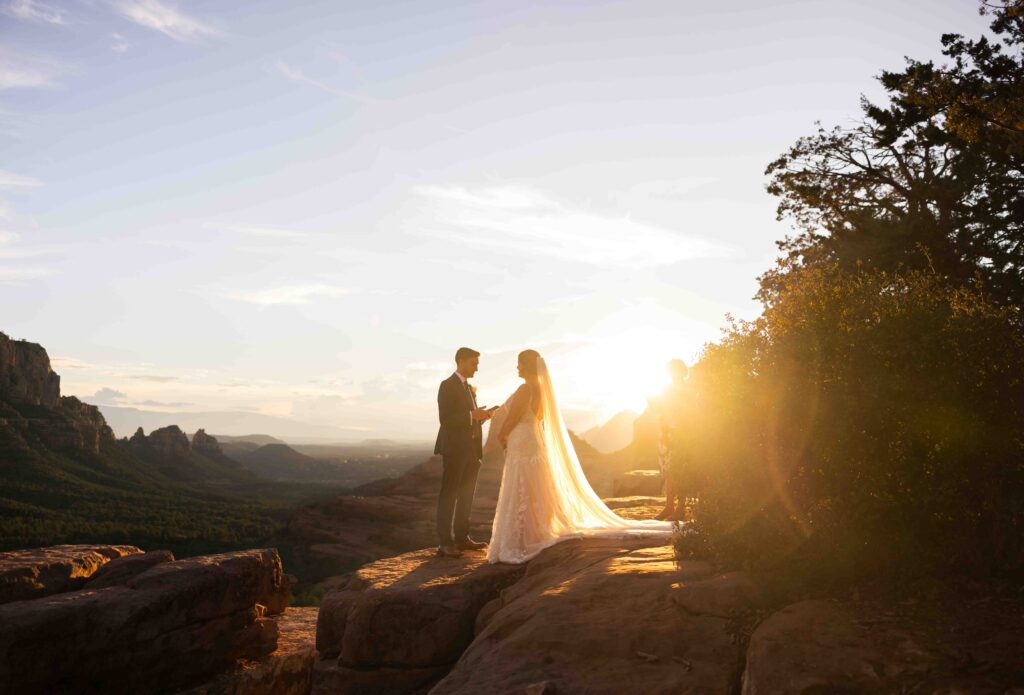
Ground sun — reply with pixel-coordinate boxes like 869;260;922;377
554;328;695;422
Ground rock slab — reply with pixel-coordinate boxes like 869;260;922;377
0;547;290;694
313;548;526;694
0;543;141;605
432;538;744;695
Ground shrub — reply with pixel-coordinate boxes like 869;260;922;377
668;264;1024;583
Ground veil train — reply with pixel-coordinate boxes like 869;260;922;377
535;356;675;538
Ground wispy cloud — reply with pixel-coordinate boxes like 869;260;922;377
51;356;95;370
0;170;42;188
0;266;55;283
225;283;353;306
0;50;61;90
134;399;192;407
214;223;312;240
111;0;219;42
412;185;728;268
128;374;181;382
110;33;130;53
271;61;376;104
5;0;64;24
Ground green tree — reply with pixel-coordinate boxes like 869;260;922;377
763;1;1024;307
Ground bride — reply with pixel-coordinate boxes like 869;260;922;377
487;349;674;564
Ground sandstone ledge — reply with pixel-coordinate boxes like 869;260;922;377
0;547;290;694
0;543;141;605
313;547;526;694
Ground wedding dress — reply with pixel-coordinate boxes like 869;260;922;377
487;357;674;564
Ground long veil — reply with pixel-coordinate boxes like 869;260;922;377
535;356;674;537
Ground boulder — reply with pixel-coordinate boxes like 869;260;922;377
741;599;937;694
312;548;525;694
612;469;663;497
431;538;742;695
0;544;141;605
672;571;761;617
0;548;290;694
175;607;318;695
85;549;175;589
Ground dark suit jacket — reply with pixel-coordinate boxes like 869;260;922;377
434;373;483;460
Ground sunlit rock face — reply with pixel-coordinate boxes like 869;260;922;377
433;538;744;695
0;332;61;408
0;544;142;605
312;547;527;694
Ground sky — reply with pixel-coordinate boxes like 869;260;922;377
1;0;993;440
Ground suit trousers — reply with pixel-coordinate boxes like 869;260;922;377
436;450;482;545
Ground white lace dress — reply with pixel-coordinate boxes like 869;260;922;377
487;398;571;564
487;366;675;565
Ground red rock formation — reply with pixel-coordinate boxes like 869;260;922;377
0;547;291;694
0;331;61;408
0;544;141;604
192;428;223;455
84;549;174;590
313;548;525;694
432;539;742;695
133;424;192;460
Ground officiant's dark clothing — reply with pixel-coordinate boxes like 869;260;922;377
435;373;484;545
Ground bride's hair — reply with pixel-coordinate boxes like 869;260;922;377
518;349;541;378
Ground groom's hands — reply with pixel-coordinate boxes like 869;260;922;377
471;407;493;422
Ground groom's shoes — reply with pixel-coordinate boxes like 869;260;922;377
455;538;487;551
437;544;463;558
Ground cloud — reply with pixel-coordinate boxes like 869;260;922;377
214;223;312;240
0;50;61;90
225;283;353;306
111;0;219;42
5;0;64;24
0;266;54;283
0;170;42;188
92;387;127;403
110;33;129;53
412;185;729;268
271;61;376;104
133;399;192;407
51;356;94;370
128;374;181;382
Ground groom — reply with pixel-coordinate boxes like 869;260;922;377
434;347;495;558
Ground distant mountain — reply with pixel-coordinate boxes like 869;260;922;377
581;410;639;453
221;441;424;486
211;433;287;446
126;426;258;485
95;405;363;442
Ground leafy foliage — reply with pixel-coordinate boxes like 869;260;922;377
671;265;1024;581
763;2;1024;306
672;3;1024;584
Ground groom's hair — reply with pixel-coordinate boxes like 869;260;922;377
455;347;480;363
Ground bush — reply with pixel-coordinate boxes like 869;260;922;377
668;264;1024;583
